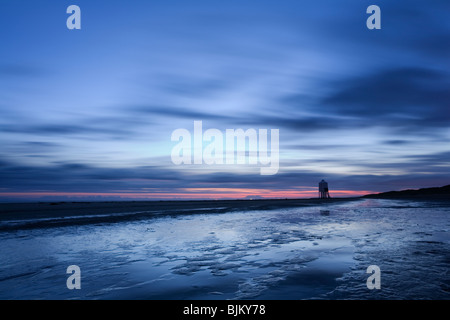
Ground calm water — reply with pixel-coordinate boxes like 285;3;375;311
0;198;449;299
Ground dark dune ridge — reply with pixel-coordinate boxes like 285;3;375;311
363;184;450;199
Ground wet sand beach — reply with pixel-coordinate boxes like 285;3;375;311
0;197;449;300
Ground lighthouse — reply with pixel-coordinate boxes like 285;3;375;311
319;179;331;199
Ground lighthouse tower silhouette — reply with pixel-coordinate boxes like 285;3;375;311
319;179;331;199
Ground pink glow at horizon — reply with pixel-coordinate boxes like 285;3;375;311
0;188;373;201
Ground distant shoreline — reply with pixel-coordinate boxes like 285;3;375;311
0;184;448;213
0;187;448;231
1;184;449;220
0;197;358;221
0;197;362;231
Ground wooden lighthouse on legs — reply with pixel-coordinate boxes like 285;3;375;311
319;179;331;199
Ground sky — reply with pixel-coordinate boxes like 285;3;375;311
0;0;449;201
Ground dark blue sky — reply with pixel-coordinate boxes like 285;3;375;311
1;0;449;201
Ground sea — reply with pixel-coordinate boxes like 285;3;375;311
0;198;449;300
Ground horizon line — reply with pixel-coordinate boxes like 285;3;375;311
0;189;372;203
